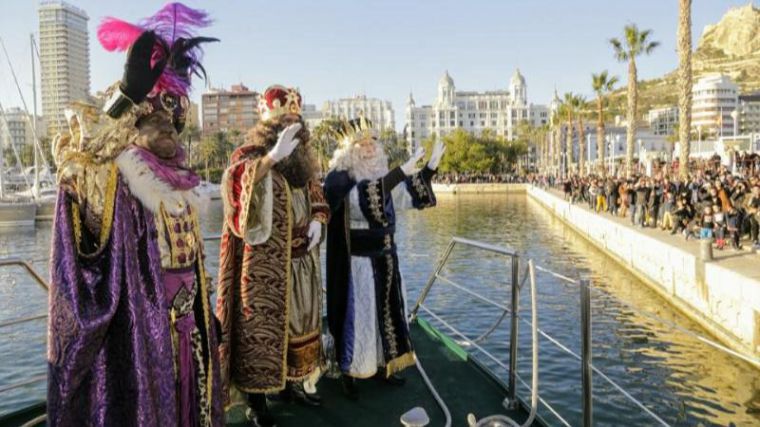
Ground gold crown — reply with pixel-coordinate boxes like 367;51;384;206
335;116;378;147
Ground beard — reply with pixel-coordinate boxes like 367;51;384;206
348;142;389;181
274;143;319;189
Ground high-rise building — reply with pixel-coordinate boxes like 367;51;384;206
0;107;44;149
201;84;259;135
322;95;395;131
405;70;549;150
38;0;90;137
692;74;738;138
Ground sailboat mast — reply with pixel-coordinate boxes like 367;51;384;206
31;34;39;197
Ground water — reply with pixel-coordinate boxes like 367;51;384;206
1;194;759;426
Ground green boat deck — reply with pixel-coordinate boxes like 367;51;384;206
227;318;536;426
0;318;538;427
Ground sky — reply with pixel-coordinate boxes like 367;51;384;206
0;0;752;131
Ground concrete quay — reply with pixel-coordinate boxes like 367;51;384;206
432;183;528;193
527;186;760;366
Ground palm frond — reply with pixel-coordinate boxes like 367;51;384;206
645;40;660;55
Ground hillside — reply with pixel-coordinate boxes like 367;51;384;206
606;4;760;116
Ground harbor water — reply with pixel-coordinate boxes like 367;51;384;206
0;193;758;426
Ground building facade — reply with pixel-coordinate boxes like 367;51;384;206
692;74;738;138
0;108;44;149
739;92;760;135
38;0;90;137
299;104;323;131
647;106;679;136
201;84;259;135
405;70;549;150
322;95;394;130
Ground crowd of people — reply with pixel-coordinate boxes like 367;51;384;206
550;166;760;251
434;172;529;184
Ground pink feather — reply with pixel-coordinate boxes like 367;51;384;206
97;17;144;52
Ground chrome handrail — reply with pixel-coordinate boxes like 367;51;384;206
411;237;675;427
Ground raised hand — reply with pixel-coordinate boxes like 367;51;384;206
401;147;425;176
427;141;446;170
268;123;302;163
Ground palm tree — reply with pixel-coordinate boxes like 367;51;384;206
562;93;575;175
610;24;660;177
550;110;563;176
571;94;588;176
677;0;692;179
591;71;619;176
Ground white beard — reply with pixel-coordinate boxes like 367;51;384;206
329;142;389;182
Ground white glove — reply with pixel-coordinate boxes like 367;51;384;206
427;141;446;170
401;147;425;176
307;220;322;251
267;123;302;163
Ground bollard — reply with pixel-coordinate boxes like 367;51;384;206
699;239;713;262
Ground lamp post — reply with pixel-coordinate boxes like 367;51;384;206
730;109;739;137
587;134;592;176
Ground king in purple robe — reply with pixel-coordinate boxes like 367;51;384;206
47;3;222;426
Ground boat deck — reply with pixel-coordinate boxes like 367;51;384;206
1;319;537;427
226;318;535;426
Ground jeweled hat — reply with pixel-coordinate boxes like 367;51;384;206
97;2;217;130
258;85;303;121
336;116;379;147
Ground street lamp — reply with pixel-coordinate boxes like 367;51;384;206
730;109;739;137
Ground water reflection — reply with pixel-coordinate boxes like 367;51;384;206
0;194;758;426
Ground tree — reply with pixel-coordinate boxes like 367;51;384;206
422;129;523;174
678;0;692;180
562;93;575;175
592;71;619;176
380;129;409;169
180;123;200;165
610;24;660;177
311;118;343;172
570;94;588;176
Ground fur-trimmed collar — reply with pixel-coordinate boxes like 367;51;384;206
115;147;205;215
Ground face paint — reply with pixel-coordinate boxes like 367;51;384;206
135;111;180;159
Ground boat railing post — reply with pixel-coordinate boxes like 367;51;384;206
410;240;456;322
506;254;519;409
581;279;593;427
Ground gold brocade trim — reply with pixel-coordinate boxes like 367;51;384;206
279;180;293;390
70;163;118;257
98;164;118;249
365;181;388;227
192;209;215;419
386;351;416;378
382;253;399;357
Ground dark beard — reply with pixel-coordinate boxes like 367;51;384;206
274;143;319;189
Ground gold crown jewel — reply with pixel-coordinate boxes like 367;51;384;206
336;116;378;147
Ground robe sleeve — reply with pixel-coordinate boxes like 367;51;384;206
308;179;330;225
221;156;273;245
402;166;437;210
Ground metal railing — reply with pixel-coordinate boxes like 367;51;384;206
410;236;677;427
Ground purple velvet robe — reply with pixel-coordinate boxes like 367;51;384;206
47;177;223;427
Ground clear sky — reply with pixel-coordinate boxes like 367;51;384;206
0;0;752;130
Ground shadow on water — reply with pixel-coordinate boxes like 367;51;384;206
0;194;759;426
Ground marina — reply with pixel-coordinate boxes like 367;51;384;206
1;193;758;426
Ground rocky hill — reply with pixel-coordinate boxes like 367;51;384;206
606;4;760;116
